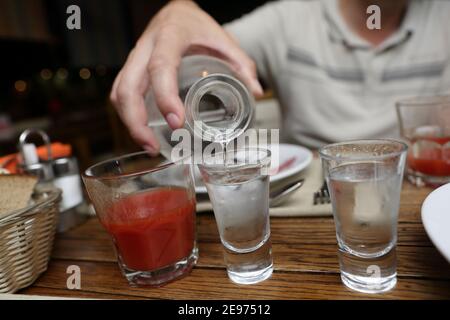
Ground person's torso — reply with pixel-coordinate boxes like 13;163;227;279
262;0;450;148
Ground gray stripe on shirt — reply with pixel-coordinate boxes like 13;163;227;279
382;62;445;82
287;46;364;82
287;47;318;67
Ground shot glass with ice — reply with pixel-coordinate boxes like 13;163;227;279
199;147;273;284
319;140;407;293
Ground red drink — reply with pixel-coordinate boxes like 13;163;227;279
408;136;450;176
103;187;195;271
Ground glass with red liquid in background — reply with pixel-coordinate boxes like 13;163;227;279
408;133;450;178
397;97;450;187
83;152;198;287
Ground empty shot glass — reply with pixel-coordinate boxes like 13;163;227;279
319;140;407;293
198;147;273;284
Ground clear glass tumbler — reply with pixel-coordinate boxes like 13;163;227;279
198;148;273;284
319;140;407;293
82;152;198;287
396;96;450;187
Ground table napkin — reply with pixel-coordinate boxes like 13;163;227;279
196;158;333;217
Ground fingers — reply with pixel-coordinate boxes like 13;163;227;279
147;31;187;129
238;60;264;98
110;69;122;104
119;100;160;156
113;39;161;153
227;49;264;98
111;1;264;154
219;34;264;98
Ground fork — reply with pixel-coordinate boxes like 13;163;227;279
313;180;331;205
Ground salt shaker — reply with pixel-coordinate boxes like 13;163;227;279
18;129;87;232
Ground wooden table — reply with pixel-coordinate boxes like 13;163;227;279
19;182;450;299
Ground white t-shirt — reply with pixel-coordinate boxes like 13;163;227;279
225;0;450;148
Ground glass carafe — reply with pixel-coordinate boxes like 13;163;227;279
145;55;255;160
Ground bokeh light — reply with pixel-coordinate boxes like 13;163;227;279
56;68;68;80
14;80;27;92
79;68;91;80
40;68;53;80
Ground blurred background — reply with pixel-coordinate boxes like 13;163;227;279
0;0;275;169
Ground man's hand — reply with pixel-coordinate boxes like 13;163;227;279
110;0;263;154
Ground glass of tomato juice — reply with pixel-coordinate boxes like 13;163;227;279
82;151;198;286
396;96;450;187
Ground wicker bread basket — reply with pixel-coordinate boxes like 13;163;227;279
0;186;61;293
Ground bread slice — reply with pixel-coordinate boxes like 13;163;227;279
0;174;38;218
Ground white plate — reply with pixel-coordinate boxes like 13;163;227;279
193;143;313;193
421;183;450;263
